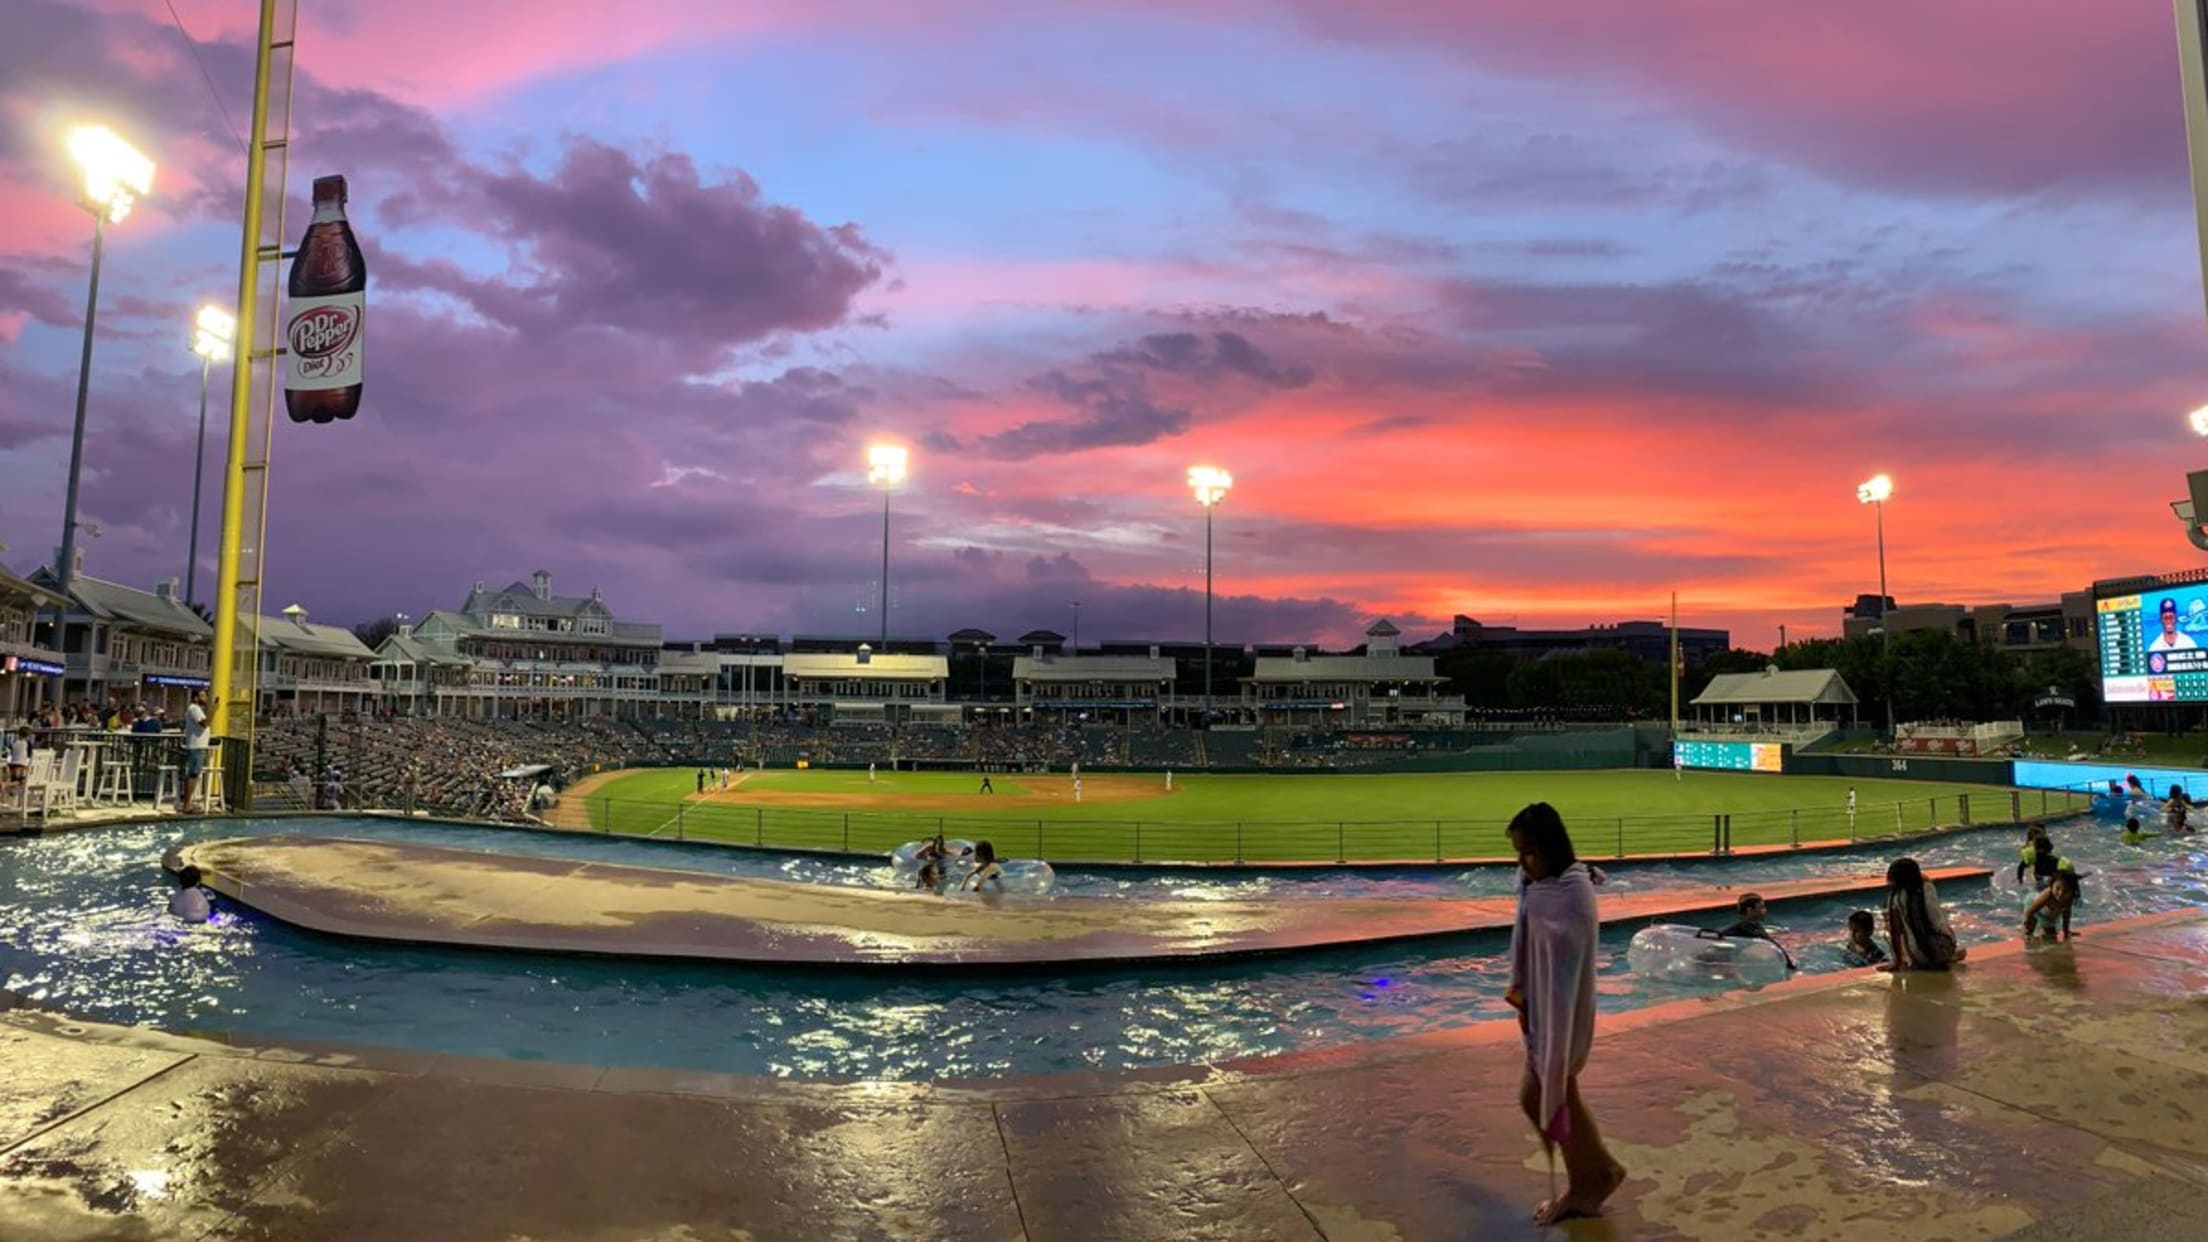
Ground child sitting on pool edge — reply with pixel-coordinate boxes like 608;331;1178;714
1841;910;1887;967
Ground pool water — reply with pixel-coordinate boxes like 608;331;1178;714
2;816;2201;1081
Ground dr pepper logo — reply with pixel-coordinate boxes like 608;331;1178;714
288;304;357;361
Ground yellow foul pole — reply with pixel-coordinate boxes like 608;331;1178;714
1669;591;1680;736
209;0;276;744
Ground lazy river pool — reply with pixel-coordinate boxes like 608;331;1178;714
3;815;2201;1080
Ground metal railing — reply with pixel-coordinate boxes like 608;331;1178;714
567;788;2090;865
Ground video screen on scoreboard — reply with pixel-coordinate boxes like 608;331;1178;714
2097;586;2208;702
1673;740;1785;772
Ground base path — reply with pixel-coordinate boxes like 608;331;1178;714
173;836;1987;967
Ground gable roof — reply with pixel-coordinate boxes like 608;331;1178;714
462;580;612;620
1365;618;1400;637
0;565;60;607
1013;654;1175;682
783;652;948;680
1692;668;1858;706
256;613;377;660
32;568;211;639
1249;654;1441;682
375;632;470;667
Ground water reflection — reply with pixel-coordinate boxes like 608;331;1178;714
0;815;2201;1080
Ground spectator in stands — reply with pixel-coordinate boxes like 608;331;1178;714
130;705;161;735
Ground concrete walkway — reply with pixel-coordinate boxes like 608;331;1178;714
4;910;2207;1239
177;834;1987;966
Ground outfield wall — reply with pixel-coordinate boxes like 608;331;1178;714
1784;753;2015;785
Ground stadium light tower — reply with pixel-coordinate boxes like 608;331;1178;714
185;305;235;606
57;124;155;598
867;444;908;648
1188;465;1233;720
1856;473;1895;738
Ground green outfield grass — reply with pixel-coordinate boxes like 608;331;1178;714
572;767;2081;865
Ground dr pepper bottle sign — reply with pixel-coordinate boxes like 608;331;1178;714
284;174;367;423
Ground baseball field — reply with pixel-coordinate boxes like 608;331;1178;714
555;766;2077;865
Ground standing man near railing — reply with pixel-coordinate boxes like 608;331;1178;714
180;689;217;814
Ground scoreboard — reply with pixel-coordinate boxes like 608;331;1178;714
1673;740;1785;772
2097;588;2208;703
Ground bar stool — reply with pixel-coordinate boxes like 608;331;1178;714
153;764;181;812
198;761;227;814
92;754;135;806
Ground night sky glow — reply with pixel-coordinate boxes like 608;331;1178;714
1;0;2202;648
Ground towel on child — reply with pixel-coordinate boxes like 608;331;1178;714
1509;860;1599;1142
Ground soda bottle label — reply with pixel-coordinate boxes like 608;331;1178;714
285;292;364;391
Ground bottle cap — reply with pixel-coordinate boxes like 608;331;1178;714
312;175;348;205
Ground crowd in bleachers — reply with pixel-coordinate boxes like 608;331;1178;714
224;713;1623;818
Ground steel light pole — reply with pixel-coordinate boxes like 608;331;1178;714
185;306;235;606
1188;466;1233;720
866;444;907;649
1070;599;1081;654
1857;473;1895;737
56;125;154;598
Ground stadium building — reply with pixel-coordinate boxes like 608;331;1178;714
252;605;377;716
780;646;955;723
0;566;65;720
1012;648;1176;719
1840;592;2094;659
1415;615;1730;665
397;572;664;719
31;554;213;719
369;621;473;716
1245;620;1466;726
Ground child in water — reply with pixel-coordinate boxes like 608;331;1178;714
963;840;1004;892
2122;816;2149;845
1841;909;1888;967
2024;868;2083;941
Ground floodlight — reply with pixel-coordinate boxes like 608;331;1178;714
867;443;908;487
191;305;235;362
1856;474;1893;505
2190;405;2208;437
1188;465;1233;506
67;125;154;222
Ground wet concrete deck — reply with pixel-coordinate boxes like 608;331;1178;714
4;909;2206;1240
176;835;1989;966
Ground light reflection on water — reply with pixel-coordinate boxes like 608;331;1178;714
0;815;2200;1080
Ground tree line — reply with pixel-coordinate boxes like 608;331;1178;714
1432;630;2099;724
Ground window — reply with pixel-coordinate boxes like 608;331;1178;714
491;614;521;629
580;617;608;636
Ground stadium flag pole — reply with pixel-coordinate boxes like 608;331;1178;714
1670;591;1681;781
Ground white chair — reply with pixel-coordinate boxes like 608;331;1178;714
41;748;84;816
15;752;56;815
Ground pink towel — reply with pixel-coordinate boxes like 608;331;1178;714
1509;861;1598;1142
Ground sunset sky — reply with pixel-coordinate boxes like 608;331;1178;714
2;0;2204;650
